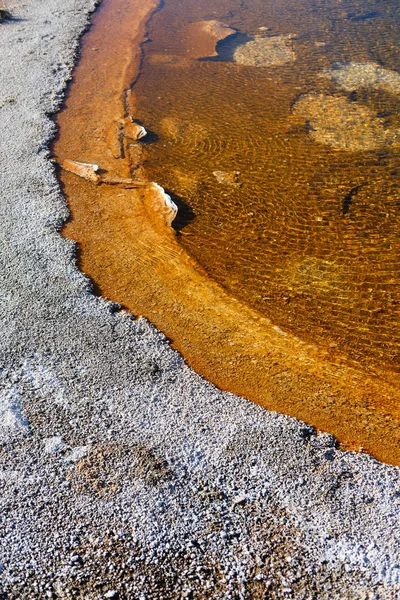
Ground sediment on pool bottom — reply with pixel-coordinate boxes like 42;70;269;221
54;0;400;465
134;0;400;379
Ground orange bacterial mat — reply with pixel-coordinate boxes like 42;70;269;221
54;0;400;465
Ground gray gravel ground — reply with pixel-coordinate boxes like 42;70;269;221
0;1;399;598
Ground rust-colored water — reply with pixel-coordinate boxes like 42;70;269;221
136;0;400;376
54;0;400;465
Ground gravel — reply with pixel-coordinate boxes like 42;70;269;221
0;0;399;598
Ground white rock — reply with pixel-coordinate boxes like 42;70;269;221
43;436;66;455
64;445;90;463
232;494;247;506
150;182;178;225
0;389;29;442
124;119;147;140
61;159;100;183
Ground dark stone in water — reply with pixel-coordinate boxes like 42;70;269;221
342;184;363;215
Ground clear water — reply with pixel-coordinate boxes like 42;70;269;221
133;0;400;375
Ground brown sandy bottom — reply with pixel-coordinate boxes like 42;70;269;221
54;0;400;465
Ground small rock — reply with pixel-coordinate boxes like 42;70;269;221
145;182;178;227
213;170;241;187
124;118;147;141
0;9;11;21
43;436;66;455
70;554;80;563
232;494;246;506
64;445;90;463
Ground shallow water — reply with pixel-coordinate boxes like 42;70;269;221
134;0;400;375
54;0;400;464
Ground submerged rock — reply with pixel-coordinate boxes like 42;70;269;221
293;93;400;151
213;170;241;187
323;62;400;95
234;35;296;67
183;20;236;59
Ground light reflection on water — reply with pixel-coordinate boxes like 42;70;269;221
133;0;400;375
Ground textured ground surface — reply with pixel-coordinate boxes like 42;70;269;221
0;1;399;598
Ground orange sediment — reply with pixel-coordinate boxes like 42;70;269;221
54;0;400;465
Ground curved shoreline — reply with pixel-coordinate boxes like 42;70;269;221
1;0;400;596
54;0;400;464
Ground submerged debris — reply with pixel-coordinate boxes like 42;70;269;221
99;175;147;188
60;159;147;187
341;184;363;215
234;35;296;67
